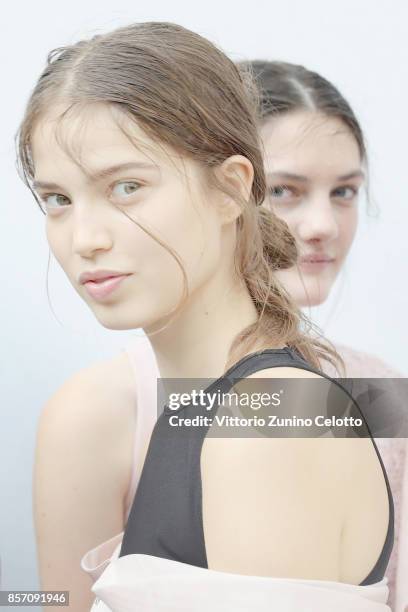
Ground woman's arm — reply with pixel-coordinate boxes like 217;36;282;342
33;355;136;612
201;366;390;585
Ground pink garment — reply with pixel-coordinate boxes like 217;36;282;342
80;337;407;611
91;555;391;612
81;336;158;584
321;343;407;612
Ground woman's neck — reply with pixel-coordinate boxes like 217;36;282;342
144;274;263;381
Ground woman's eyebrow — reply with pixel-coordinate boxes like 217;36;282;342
336;170;365;181
32;161;159;191
266;171;308;183
265;170;365;182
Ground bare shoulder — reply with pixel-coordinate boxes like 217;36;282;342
39;350;136;444
36;350;137;517
201;364;389;583
34;351;137;609
233;364;372;471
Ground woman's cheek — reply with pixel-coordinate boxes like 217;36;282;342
46;225;66;268
271;205;296;234
339;207;359;258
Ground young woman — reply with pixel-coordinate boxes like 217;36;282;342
17;23;394;611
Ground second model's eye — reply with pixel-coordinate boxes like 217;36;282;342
111;181;142;198
332;185;359;200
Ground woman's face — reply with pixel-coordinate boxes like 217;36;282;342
30;103;235;332
260;110;364;307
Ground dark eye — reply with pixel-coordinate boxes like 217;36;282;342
111;181;141;198
40;193;71;209
332;186;359;200
267;185;297;199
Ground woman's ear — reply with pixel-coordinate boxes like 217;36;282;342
213;155;254;224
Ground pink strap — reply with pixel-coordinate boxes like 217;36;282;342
80;531;124;583
122;335;159;522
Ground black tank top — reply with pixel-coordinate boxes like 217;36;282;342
119;346;394;586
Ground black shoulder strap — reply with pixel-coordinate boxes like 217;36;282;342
225;347;310;380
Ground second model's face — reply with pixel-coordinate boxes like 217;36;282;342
260;110;364;307
30;103;226;332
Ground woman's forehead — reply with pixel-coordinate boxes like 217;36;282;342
30;102;181;180
260;111;362;179
32;104;153;158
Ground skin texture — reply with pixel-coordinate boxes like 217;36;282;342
31;102;388;610
201;367;389;586
260;110;364;307
31;102;261;379
33;351;137;612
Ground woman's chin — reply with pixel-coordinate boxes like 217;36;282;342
88;307;146;331
90;306;173;333
96;317;141;331
295;282;332;308
298;293;328;308
275;270;333;309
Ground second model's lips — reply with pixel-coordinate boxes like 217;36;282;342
79;269;132;284
299;254;335;263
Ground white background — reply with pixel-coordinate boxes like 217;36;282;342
1;0;407;599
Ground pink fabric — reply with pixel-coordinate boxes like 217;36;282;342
80;337;407;611
321;343;407;612
91;554;391;612
395;445;408;612
121;336;158;525
80;336;158;582
81;532;124;583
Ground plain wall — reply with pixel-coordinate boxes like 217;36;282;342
1;0;407;604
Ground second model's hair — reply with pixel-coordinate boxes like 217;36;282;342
15;21;342;372
239;59;368;183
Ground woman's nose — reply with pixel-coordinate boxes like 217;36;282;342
71;207;113;257
296;196;339;243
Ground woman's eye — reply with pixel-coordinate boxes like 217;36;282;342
267;185;297;200
332;185;359;200
111;181;142;198
40;193;70;209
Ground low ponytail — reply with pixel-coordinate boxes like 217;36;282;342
226;193;345;376
258;207;297;271
16;21;344;375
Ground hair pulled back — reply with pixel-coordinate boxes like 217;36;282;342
16;22;342;372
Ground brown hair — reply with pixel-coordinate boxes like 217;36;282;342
239;59;370;203
15;21;343;373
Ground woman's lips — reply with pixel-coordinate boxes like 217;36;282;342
83;274;131;300
298;257;335;273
